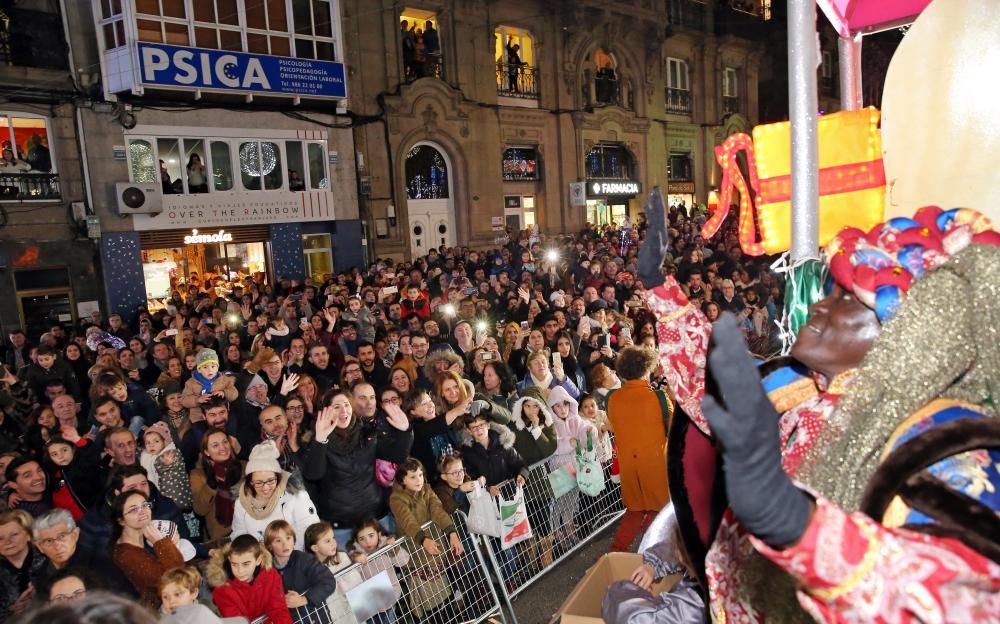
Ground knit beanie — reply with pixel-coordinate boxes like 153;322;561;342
245;440;282;475
196;349;219;370
144;421;172;447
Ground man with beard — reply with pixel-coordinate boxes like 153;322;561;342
180;398;242;469
357;342;390;388
305;343;337;391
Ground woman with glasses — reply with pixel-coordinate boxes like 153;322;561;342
111;490;185;608
230;440;319;551
0;510;48;619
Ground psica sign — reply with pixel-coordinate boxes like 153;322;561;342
137;43;347;98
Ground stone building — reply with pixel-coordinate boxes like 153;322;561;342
344;0;767;258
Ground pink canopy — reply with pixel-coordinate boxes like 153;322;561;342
817;0;933;38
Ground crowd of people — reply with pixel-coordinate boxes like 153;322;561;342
0;199;776;622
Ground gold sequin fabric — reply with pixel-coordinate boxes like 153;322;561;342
798;243;1000;510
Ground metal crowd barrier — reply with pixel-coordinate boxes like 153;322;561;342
247;455;624;624
477;457;626;624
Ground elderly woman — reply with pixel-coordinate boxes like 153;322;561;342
516;350;580;400
0;510;48;619
303;390;413;546
189;427;244;542
230;440;319;551
111;490;185;608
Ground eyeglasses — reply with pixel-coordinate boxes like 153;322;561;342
50;589;86;603
36;529;75;548
252;477;279;489
444;468;466;477
286;405;305;412
382;396;401;404
468;423;489;432
123;502;152;516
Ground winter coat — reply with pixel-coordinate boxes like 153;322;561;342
0;548;48;621
274;550;337;623
231;473;320;551
516;369;580;400
302;415;413;529
181;373;239;423
432;480;469;515
509;395;558;466
388;481;456;545
112;537;186;608
459;423;528;487
152;446;194;510
546;385;597;470
210;567;292;624
118;383;160;427
46;438;104;515
190;457;245;542
606;379;671;512
22;360;80;401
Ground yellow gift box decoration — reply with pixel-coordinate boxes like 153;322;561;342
702;107;886;256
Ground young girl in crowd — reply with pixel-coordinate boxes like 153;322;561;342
140;421;193;511
305;521;361;624
578;394;614;464
181;349;239;423
348;517;410;624
42;434;102;518
159;565;245;623
546;386;596;545
264;520;337;624
207;533;291;624
158;382;189;445
433;453;478;515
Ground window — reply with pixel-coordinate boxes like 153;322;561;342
400;9;443;81
405;144;449;199
99;0;128;50
586;144;633;180
502;147;541;181
127;134;325;194
239;141;283;190
592;48;619;105
821;50;833;79
302;233;334;283
668;153;693;181
722;67;740;115
127;0;338;61
495;26;538;98
0;113;60;200
666;57;691;114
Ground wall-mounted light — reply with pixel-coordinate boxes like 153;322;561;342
386;203;396;227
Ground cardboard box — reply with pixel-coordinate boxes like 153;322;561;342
554;552;678;624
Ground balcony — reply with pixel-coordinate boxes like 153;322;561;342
722;95;741;115
405;52;445;82
0;173;61;201
666;88;692;114
0;8;69;70
670;0;706;30
497;64;539;99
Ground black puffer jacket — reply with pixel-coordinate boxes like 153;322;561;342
302;413;412;529
460;423;529;487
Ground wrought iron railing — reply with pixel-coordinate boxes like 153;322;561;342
0;172;61;200
496;63;539;99
666;87;692;114
405;52;445;82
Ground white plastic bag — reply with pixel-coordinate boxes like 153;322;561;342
499;486;532;550
466;481;502;537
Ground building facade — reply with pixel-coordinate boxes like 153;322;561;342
0;0;98;336
69;0;360;320
344;0;767;259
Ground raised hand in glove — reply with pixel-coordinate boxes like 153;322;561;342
701;314;814;549
637;187;670;288
469;400;491;417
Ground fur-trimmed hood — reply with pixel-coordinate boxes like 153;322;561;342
205;543;274;588
511;395;554;431
457;420;516;449
422;348;465;382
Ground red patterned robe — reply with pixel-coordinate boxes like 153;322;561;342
645;277;1000;623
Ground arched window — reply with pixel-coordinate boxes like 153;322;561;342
586;143;633;180
406;144;449;199
592;47;619;105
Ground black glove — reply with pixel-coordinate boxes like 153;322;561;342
637;188;670;288
701;314;813;549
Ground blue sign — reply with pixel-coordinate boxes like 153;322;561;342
137;43;347;98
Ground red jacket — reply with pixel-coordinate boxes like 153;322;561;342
212;567;292;624
401;293;431;319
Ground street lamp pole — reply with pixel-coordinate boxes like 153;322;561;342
788;0;820;262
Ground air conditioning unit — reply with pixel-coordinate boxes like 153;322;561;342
115;182;162;215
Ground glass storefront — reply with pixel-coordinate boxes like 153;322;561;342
303;233;334;283
586;199;629;227
141;239;268;306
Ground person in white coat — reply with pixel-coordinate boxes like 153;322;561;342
231;440;319;550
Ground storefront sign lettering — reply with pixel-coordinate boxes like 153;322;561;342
588;180;641;196
184;229;233;244
137;43;347;98
131;190;335;231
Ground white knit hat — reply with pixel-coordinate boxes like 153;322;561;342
244;440;282;475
